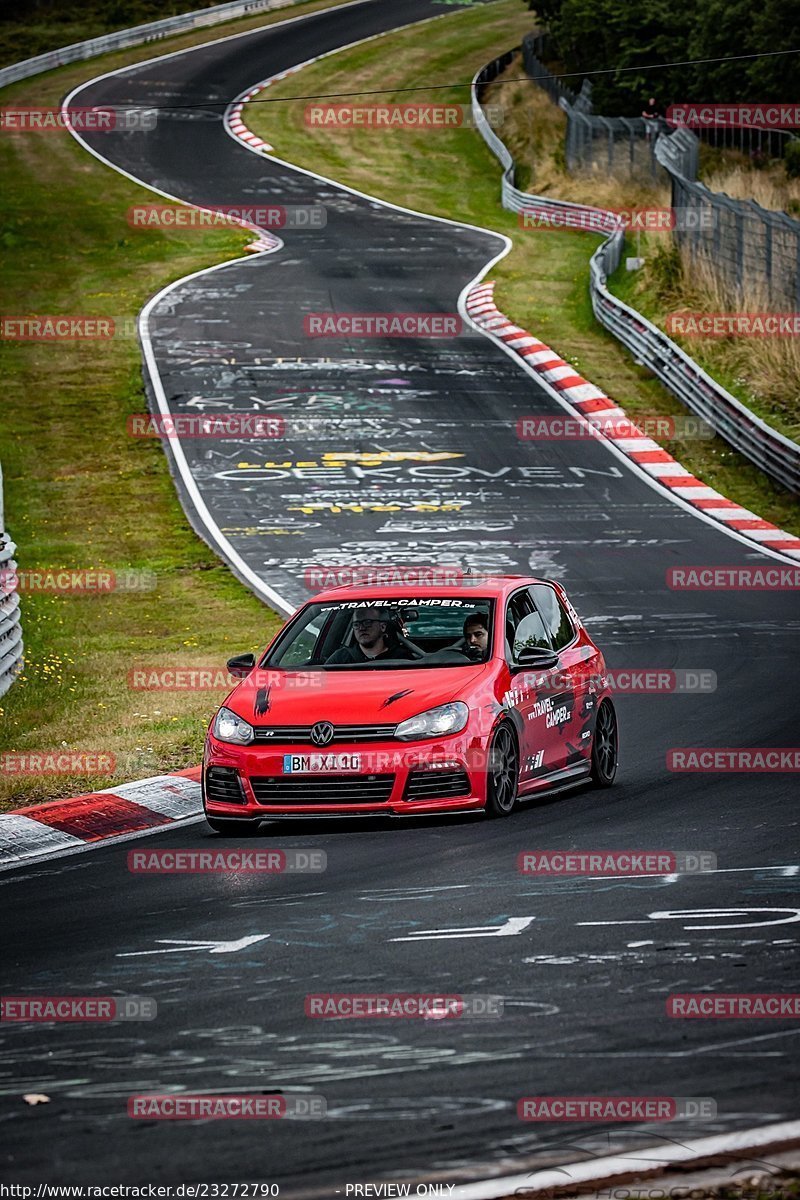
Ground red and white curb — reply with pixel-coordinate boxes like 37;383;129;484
466;282;800;560
0;767;202;867
227;86;275;152
222;19;452;159
225;64;307;154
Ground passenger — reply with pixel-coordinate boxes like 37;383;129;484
327;608;416;664
462;612;490;661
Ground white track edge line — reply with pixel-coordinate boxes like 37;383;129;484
62;6;800;580
449;1118;800;1199
228;34;800;567
59;139;295;611
61;2;505;616
13;1;797;907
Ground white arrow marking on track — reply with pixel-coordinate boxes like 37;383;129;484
390;916;536;942
117;935;270;957
578;907;800;931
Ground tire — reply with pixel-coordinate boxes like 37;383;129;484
205;817;261;835
485;723;520;818
591;699;618;787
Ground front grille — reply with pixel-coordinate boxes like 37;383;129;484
250;774;395;806
205;766;246;804
404;769;471;802
253;724;396;744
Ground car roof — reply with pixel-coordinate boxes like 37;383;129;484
309;575;553;603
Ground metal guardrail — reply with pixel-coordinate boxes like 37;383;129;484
652;125;700;181
0;465;23;699
588;257;800;493
472;52;800;495
0;0;306;90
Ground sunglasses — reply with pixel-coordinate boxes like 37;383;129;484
352;618;381;629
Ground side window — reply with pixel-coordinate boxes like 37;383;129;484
505;591;550;661
531;585;575;651
273;611;338;665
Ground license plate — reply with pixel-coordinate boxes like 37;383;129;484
283;754;362;774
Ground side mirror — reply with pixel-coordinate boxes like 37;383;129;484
512;646;558;671
227;653;256;678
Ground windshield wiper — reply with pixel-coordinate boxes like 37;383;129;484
322;661;427;670
321;660;476;670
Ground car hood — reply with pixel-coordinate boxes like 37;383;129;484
225;663;490;727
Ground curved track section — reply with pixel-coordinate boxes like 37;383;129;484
2;1;798;1192
63;0;798;609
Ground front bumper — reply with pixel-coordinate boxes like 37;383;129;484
203;732;489;817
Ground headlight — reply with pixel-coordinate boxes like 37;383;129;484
395;702;469;741
213;705;255;745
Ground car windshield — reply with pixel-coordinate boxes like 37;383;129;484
264;598;494;670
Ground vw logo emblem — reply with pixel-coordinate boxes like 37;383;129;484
310;721;335;747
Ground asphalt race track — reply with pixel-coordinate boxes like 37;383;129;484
2;0;799;1191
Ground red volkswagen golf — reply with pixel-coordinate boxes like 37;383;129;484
202;576;618;831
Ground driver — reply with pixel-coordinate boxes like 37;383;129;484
326;607;416;664
463;612;490;661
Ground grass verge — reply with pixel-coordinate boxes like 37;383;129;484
245;18;799;534
0;0;371;809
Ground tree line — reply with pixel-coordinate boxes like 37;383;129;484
526;0;800;116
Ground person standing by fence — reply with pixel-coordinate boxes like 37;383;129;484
642;97;661;137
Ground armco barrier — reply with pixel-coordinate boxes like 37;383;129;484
0;0;309;90
472;52;800;496
0;464;23;699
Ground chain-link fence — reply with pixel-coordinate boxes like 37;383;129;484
563;107;670;181
521;34;798;163
521;33;580;109
519;33;800;308
522;35;668;181
686;121;796;160
472;52;800;493
656;130;800;308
